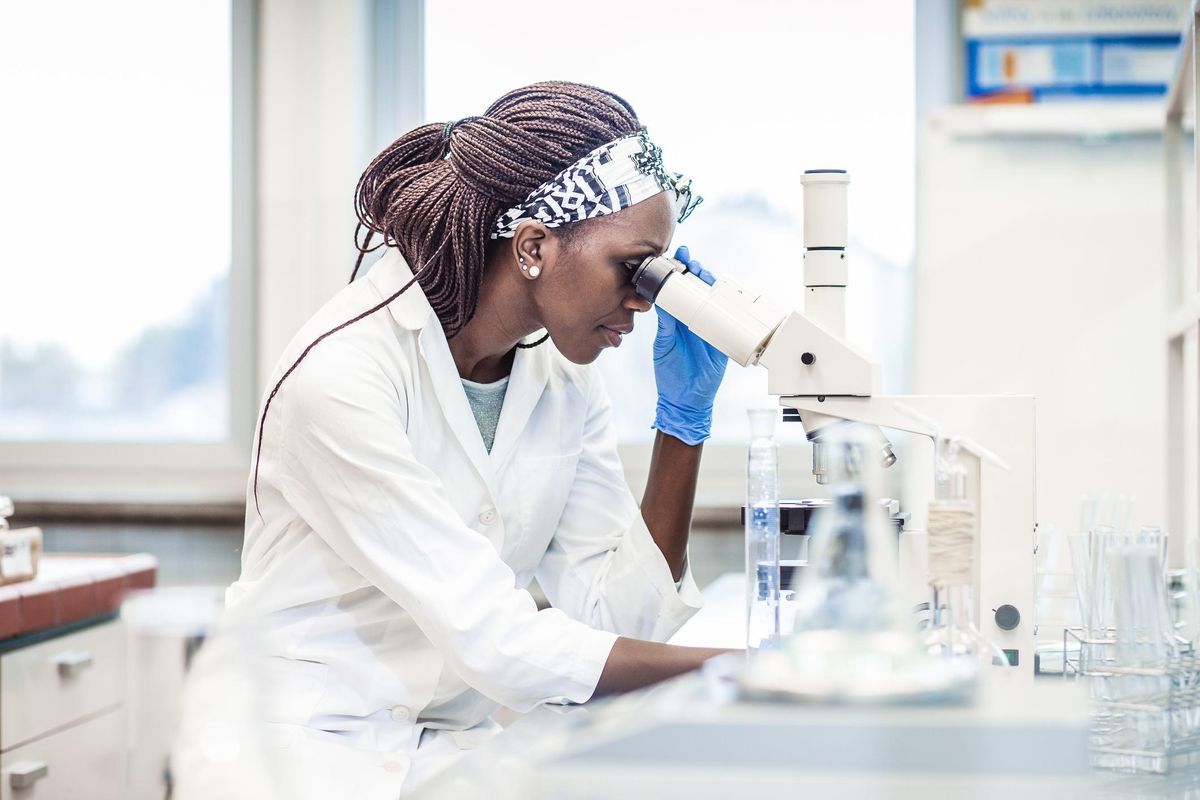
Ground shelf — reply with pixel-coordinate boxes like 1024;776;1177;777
927;102;1166;139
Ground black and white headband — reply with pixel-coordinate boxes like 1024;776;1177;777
490;128;702;239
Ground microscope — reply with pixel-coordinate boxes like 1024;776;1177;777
630;171;1037;675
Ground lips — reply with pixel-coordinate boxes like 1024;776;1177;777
599;324;631;348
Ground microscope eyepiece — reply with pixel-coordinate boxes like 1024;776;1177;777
629;255;681;303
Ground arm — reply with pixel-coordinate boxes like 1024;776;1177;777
645;245;729;581
595;637;729;696
273;340;618;711
640;431;701;582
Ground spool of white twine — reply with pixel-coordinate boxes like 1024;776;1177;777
927;501;976;588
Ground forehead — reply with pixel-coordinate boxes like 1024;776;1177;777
589;192;676;251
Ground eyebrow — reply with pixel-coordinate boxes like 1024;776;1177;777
629;239;668;256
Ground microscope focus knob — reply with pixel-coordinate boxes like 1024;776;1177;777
801;352;816;365
993;604;1021;631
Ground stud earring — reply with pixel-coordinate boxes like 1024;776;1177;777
528;265;541;278
519;256;528;272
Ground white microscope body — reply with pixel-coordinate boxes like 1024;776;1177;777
631;171;1037;674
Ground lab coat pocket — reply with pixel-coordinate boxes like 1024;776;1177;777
514;451;581;559
262;656;331;728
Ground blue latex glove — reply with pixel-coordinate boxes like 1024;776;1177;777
652;245;729;445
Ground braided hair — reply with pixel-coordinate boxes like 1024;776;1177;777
252;81;641;513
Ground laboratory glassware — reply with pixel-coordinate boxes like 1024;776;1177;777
738;422;974;703
789;422;907;636
1035;523;1084;672
1111;542;1176;670
923;437;1007;668
1062;518;1200;773
745;407;781;651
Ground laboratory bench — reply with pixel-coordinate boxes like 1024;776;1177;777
412;572;1198;800
0;553;157;799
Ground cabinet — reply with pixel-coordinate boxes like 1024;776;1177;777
0;620;126;798
0;705;124;800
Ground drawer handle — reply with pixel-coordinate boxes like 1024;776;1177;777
52;649;93;678
7;760;49;789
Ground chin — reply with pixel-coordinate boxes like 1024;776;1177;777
561;346;603;365
545;328;605;365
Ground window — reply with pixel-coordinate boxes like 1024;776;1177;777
0;0;255;500
425;1;915;452
0;0;235;441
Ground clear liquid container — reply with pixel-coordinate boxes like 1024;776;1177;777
746;407;781;651
791;427;900;636
738;423;976;703
923;437;1006;668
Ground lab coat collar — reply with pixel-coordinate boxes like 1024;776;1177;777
366;247;434;331
367;246;551;479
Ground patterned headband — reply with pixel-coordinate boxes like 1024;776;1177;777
490;128;702;239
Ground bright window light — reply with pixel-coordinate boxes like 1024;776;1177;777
0;0;232;442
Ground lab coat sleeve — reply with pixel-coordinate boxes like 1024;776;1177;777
272;340;618;712
534;367;704;641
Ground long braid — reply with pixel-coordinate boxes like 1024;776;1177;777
252;81;641;514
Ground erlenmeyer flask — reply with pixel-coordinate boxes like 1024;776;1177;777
737;422;976;703
790;423;903;636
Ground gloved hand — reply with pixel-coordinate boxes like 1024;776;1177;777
652;245;729;445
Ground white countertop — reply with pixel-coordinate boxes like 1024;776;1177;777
409;572;1111;799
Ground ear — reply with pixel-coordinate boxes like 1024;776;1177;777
511;221;560;280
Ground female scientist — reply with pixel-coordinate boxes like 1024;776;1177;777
224;81;729;796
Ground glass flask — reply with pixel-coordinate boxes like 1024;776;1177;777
745;407;781;651
923;437;1007;667
790;423;902;637
737;422;974;702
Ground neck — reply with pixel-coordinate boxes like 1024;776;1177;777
447;256;540;382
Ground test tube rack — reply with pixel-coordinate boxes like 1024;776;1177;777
1064;627;1200;774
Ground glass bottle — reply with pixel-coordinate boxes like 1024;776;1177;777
745;407;781;651
791;423;902;636
923;437;1007;667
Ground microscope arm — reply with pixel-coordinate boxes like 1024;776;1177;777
756;310;877;398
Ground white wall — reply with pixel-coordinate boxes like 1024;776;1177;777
255;0;424;394
256;0;375;392
914;105;1168;551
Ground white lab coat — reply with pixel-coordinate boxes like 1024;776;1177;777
218;247;703;797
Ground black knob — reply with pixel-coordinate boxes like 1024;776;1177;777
801;352;816;365
993;604;1021;631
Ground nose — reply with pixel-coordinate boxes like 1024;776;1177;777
623;289;652;314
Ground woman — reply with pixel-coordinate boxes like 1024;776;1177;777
224;81;730;796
